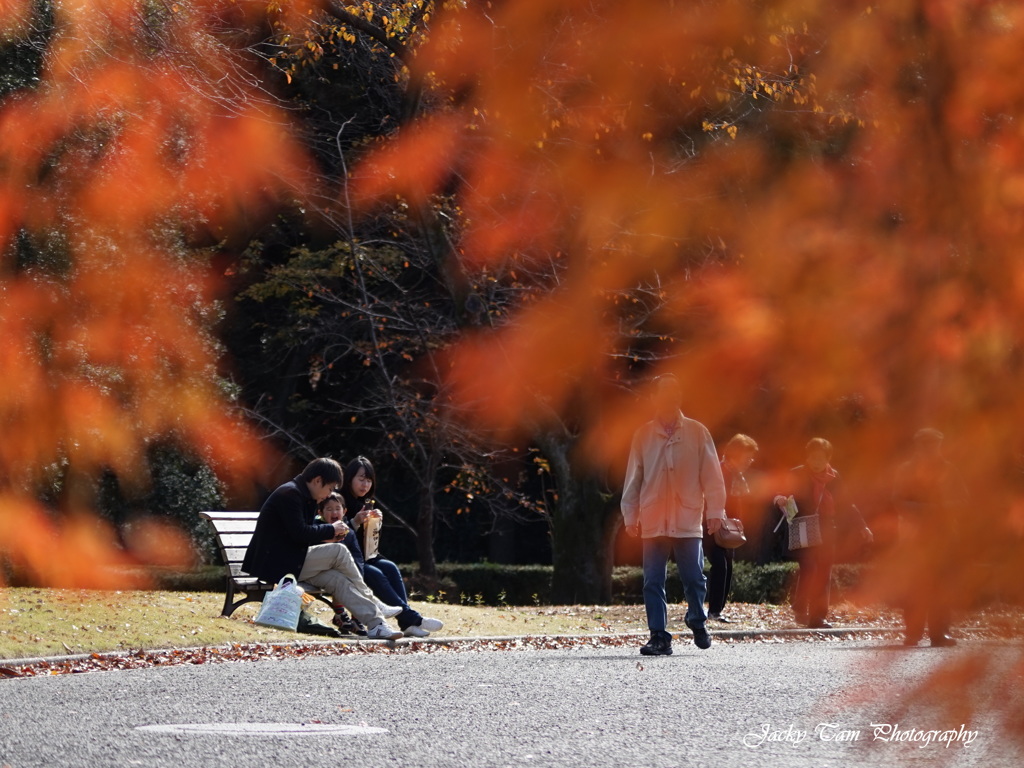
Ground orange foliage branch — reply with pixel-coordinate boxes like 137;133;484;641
0;0;313;585
348;0;1024;741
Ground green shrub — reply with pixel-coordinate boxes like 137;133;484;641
829;563;866;598
144;445;225;564
113;565;226;592
728;561;799;604
404;562;553;605
369;561;879;606
406;562;846;606
176;558;873;607
40;443;227;566
611;565;682;604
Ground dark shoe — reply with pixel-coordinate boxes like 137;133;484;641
902;635;922;646
930;634;957;647
331;608;367;637
807;619;833;629
297;612;345;638
639;631;673;656
708;613;731;624
685;619;712;649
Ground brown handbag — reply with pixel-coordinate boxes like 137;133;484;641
713;518;747;549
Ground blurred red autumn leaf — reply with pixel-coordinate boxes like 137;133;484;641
345;0;1024;746
0;0;309;585
2;0;1022;745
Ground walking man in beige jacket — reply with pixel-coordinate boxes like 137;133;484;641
621;375;727;656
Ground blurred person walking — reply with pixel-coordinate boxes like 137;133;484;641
774;439;873;629
621;374;727;656
891;428;966;647
706;434;759;623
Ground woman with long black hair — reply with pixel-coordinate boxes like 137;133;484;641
340;456;444;638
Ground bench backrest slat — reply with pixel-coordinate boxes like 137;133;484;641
222;547;249;564
200;512;258;527
201;512;260;573
215;533;257;550
206;521;259;533
229;564;258;579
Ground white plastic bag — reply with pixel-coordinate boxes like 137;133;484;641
254;574;305;631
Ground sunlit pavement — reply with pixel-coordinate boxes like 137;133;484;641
0;625;906;672
1;636;1021;768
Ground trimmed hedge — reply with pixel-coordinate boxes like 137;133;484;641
144;560;869;607
404;561;866;607
407;562;554;606
729;561;800;604
611;561;801;605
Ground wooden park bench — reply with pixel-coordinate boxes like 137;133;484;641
199;511;334;617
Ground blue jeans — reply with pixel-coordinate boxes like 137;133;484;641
363;557;423;630
642;536;707;633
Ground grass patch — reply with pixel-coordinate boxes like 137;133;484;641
0;588;654;660
5;587;1015;662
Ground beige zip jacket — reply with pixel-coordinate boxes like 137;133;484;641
621;412;727;538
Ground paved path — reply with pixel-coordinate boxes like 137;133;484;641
1;637;1020;768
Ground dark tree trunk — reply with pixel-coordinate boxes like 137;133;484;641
539;433;615;605
416;476;438;579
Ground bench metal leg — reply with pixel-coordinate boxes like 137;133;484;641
225;593;263;617
314;594;335;611
221;578;236;617
221;580;265;618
